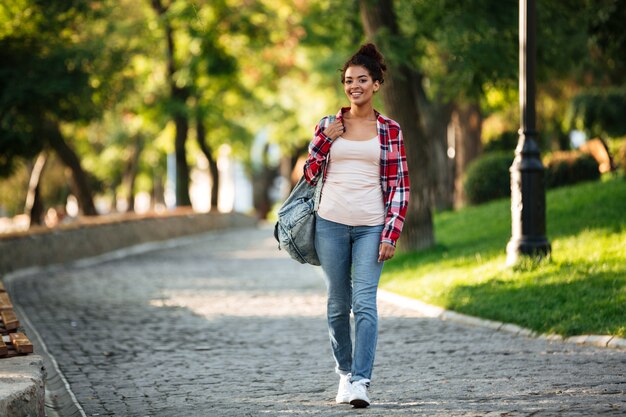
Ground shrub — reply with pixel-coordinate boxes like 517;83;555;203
544;151;600;188
565;88;626;139
464;152;514;204
483;131;519;153
464;151;601;205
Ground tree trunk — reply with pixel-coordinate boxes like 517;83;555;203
152;173;165;208
279;155;294;199
25;152;47;227
451;102;483;207
423;100;455;211
151;0;191;207
411;63;455;212
359;0;435;250
123;134;144;212
196;117;219;211
174;114;191;206
45;119;97;216
252;143;278;220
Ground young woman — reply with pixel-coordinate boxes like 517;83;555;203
303;43;410;408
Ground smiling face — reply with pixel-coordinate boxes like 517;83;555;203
343;65;380;106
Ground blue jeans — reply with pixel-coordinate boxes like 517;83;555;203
315;214;385;383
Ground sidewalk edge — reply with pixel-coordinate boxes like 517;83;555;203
0;356;45;417
378;289;626;350
4;277;87;417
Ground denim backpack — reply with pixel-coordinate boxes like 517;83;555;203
273;173;324;265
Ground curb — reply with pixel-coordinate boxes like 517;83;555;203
378;289;626;350
0;212;257;275
0;355;45;417
4;276;87;417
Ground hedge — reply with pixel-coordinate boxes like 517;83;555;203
464;152;514;205
464;151;600;205
544;151;600;188
565;88;626;139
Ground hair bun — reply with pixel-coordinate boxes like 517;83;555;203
340;43;387;84
357;43;387;72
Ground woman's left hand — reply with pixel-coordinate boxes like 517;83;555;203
378;243;395;262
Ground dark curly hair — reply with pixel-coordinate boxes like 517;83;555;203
340;43;387;84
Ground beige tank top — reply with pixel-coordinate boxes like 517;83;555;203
317;136;385;226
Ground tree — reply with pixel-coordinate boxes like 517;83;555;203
0;2;98;214
24;152;47;226
586;0;626;86
149;0;192;207
359;0;437;250
145;0;276;211
0;0;142;216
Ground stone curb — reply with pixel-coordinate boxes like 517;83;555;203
0;211;257;275
5;289;87;417
378;289;626;350
0;356;45;417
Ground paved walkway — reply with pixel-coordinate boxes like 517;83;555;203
10;226;626;416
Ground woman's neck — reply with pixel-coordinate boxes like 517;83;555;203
347;104;375;120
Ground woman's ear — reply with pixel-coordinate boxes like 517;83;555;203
373;80;380;92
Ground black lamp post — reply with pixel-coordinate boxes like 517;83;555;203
506;0;551;265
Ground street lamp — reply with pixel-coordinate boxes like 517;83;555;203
506;0;551;265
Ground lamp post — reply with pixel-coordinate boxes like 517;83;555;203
506;0;551;265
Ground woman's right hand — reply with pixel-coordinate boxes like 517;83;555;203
322;119;344;141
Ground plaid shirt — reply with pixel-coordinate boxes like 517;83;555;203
304;107;410;247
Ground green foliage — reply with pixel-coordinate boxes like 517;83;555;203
0;162;28;216
2;0;625;217
395;0;602;103
585;0;626;85
620;141;626;177
279;0;359;152
564;88;626;139
0;21;92;175
463;152;514;204
483;131;518;153
544;151;600;188
464;150;601;205
393;0;518;102
0;0;141;177
534;0;590;81
431;0;518;100
383;179;626;337
454;0;625;148
0;154;71;217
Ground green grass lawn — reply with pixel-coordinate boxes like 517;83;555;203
382;177;626;337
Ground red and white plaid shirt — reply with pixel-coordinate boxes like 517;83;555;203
304;107;410;247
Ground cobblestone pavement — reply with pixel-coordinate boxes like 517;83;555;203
10;226;626;416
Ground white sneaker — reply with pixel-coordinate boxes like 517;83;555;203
335;373;352;404
349;379;370;408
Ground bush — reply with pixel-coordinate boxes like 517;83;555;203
544;151;600;188
464;152;514;204
464;151;601;205
483;131;519;153
565;88;626;139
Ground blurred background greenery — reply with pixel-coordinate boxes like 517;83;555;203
0;0;624;245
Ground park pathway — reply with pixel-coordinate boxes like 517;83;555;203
9;226;625;416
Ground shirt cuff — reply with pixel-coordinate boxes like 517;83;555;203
381;238;396;247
